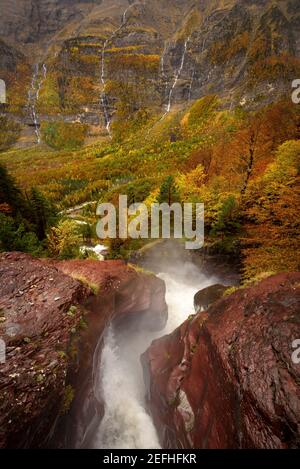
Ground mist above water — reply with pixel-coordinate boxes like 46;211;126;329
91;260;221;449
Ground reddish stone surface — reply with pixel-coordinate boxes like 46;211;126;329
55;259;167;330
0;253;167;448
142;272;300;449
0;252;91;449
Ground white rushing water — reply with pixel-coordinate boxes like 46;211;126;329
79;244;108;260
28;63;47;144
91;261;220;449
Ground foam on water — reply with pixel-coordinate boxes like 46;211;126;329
91;261;220;449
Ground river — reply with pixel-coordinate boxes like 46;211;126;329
90;260;221;449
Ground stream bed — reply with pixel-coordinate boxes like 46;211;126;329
91;260;222;449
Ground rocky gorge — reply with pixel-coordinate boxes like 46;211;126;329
0;0;300;453
1;247;299;449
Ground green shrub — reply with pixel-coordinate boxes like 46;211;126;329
0;117;20;151
41;121;88;150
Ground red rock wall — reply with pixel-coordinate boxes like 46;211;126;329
142;273;300;449
0;253;167;448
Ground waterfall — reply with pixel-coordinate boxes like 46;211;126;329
100;37;112;134
91;326;161;449
90;260;221;449
162;37;189;118
28;63;47;144
100;1;140;136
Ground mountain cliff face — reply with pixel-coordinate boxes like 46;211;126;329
0;0;98;45
0;0;299;141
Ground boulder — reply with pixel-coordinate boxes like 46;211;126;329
194;284;228;312
142;272;300;449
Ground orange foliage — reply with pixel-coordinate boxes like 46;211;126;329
0;202;12;214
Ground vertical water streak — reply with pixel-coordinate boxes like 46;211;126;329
160;40;170;103
160;40;169;78
28;63;47;144
100;1;140;136
161;37;190;119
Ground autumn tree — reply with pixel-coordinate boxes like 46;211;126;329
177;164;206;200
233;112;271;195
158;176;180;205
242;140;300;279
47;219;82;259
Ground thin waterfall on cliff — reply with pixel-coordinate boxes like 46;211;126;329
100;1;140;135
163;37;189;117
160;41;167;77
92;261;220;449
27;63;47;144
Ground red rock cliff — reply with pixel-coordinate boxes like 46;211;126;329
0;252;167;448
142;272;300;449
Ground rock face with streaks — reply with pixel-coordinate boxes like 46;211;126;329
0;252;167;448
0;0;299;140
142;272;300;449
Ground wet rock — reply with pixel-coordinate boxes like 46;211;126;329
194;284;228;312
55;259;168;331
143;272;300;449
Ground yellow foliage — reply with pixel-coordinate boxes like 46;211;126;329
177;164;206;199
47;219;82;258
